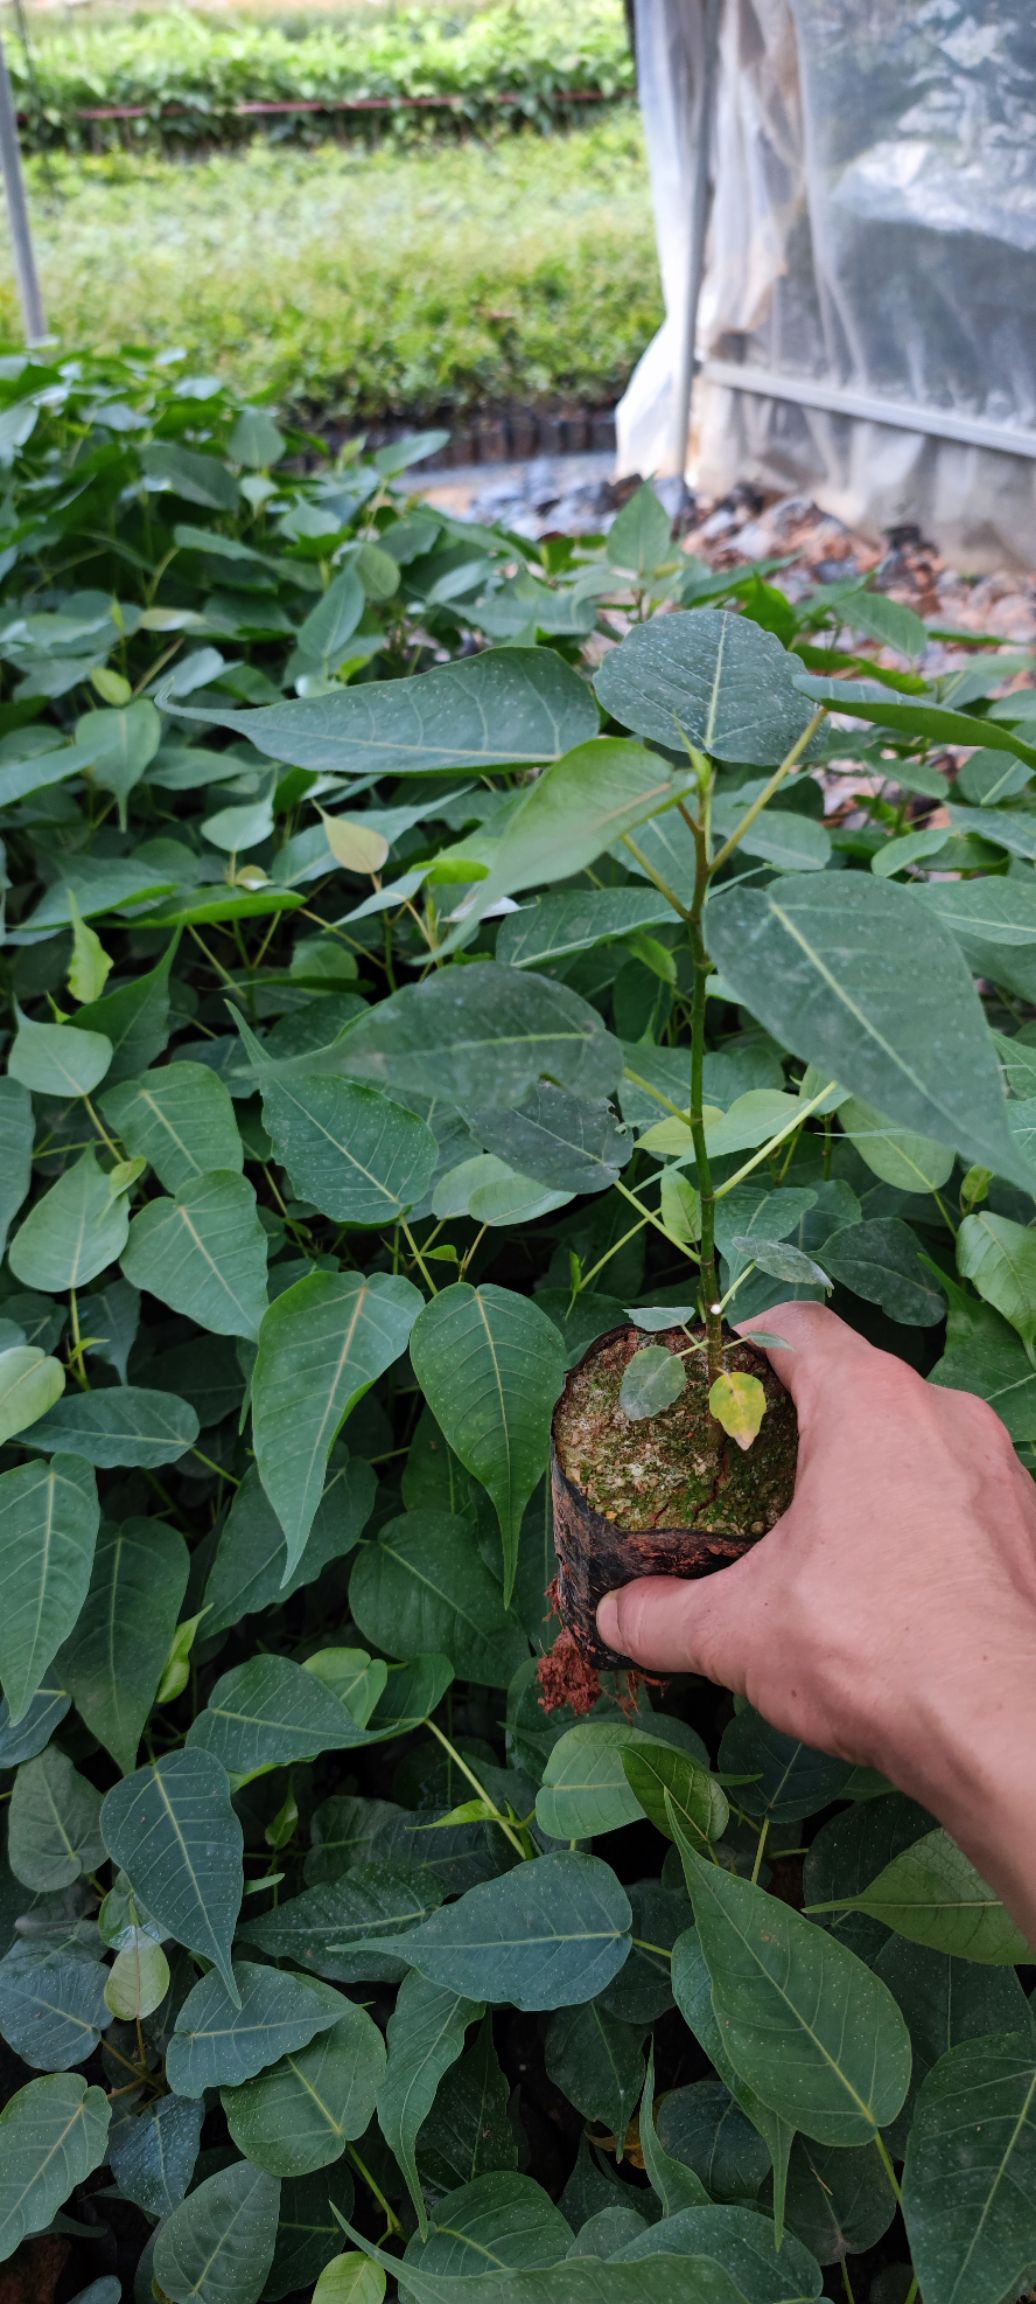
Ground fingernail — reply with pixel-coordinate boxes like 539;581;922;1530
596;1591;620;1646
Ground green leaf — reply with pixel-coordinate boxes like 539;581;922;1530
336;963;621;1111
230;407;286;467
404;2172;572;2279
619;1344;687;1421
366;1851;632;2011
707;874;1027;1186
0;1681;70;1768
104;1936;170;2022
263;2166;356;2302
873;1936;1030;2127
255;1067;437;1226
223;2002;385;2178
0;1345;65;1442
418;2014;518;2193
29;1384;200;1467
821;1217;946;1326
718;1710;852;1826
497;886;674;970
101;1748;244;2003
298;567;365;666
470;1085;631;1197
536;1721;707;1842
792;673;1036;772
202;1457;375;1637
378;1972;481;2231
350;1511;528;1689
637;2047;709;2214
9;1012;112;1096
122;1170;268;1339
546;2001;645;2145
784;2136;896;2267
929;1298;1036;1440
241;1863;444;1986
621;1742;729;1847
167;1961;348;2097
102;1059;243;1191
673;1834;911;2144
67;894;113;1003
595;609;815;765
252;1269;421;1580
669;1926;794;2241
0;1939;110;2071
108;2095;203;2217
836;587;927;658
74;937;177;1083
187;1653;372;1777
0;1455;99;1725
9;1149;130;1292
618;2203;823;2301
450;739;693;941
605;483;673;576
813;1826;1031;1963
0;1078;33;1256
59;1516;189;1772
76;699;161;823
837;1095;955;1193
171;646;598;775
0;2075;110;2265
903;2034;1036;2304
654;2083;769;2208
313;2260;385;2304
153;2160;280;2304
337;2233;750;2304
409;1284;566;1606
957;1212;1036;1355
8;1745;103;1890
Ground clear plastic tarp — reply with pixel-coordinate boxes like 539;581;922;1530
617;0;1036;568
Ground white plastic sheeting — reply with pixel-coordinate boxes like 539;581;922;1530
617;0;1036;567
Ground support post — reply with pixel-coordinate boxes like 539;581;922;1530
0;32;46;347
665;0;722;477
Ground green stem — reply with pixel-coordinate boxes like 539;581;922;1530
401;1218;438;1295
346;2143;403;2241
872;2129;903;2210
687;801;722;1382
903;2280;919;2304
621;833;693;922
714;1079;838;1202
750;1815;770;1886
612;1175;699;1266
82;1095;122;1162
425;1717;528;1859
709;708;827;876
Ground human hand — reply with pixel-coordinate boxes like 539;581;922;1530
596;1302;1036;1936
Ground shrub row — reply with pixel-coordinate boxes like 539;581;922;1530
11;0;634;152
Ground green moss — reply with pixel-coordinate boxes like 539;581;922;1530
555;1325;798;1535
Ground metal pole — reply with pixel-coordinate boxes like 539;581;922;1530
666;0;722;476
0;31;46;347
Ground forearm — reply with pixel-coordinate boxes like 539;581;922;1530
885;1667;1036;1953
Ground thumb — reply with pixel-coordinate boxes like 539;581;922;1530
597;1554;764;1686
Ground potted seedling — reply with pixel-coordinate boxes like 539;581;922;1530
538;615;831;1700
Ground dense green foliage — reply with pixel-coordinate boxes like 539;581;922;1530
3;347;1036;2304
1;119;657;417
12;0;632;152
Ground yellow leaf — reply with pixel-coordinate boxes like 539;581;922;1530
709;1369;767;1451
318;808;389;876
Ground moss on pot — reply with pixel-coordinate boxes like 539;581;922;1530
540;1323;798;1695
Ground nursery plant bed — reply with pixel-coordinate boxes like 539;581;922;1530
548;1324;798;1673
